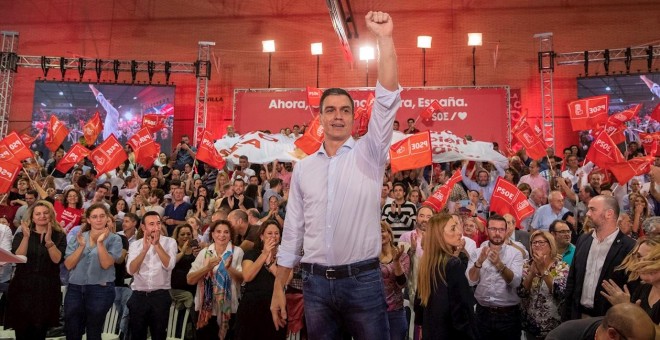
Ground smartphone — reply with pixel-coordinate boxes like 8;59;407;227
459;199;470;208
190;239;199;248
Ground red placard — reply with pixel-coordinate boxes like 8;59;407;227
128;127;160;169
389;131;432;173
142;114;167;133
609;157;655;185
567;95;609;131
424;171;462;213
89;135;128;177
585;131;625;169
0;132;33;162
55;143;90;174
294;115;324;155
196;130;226;170
83;111;103;145
45;115;69;152
489;177;535;223
512;120;547;160
0;162;20;194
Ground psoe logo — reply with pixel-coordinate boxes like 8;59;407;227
94;155;106;166
516;200;529;210
0;166;14;179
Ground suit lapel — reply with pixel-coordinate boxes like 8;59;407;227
598;231;625;283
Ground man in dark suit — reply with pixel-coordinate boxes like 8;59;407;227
562;195;635;321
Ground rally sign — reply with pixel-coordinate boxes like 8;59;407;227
489;177;535;223
0;162;20;194
424;171;462;213
89;134;127;177
55;143;90;174
389;131;432;173
128;127;161;169
45;115;69;152
567;95;609;131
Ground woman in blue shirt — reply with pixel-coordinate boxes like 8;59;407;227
64;203;123;340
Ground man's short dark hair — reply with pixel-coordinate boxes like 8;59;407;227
230;209;248;223
124;212;140;224
488;214;507;226
234;178;245;185
582;184;596;198
150;189;165;203
407;118;414;123
293;124;300;129
141;211;161;225
269;178;282;188
239;155;248;161
170;180;182;188
392;182;406;192
25;190;38;198
548;219;568;233
320;88;354;113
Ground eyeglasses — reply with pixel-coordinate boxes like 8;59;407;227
487;227;507;233
531;240;549;246
553;230;571;235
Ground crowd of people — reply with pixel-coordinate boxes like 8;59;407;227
1;10;659;340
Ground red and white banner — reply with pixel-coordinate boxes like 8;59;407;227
489;177;535;223
567;95;609;131
306;87;321;108
294;115;324;155
0;162;20;194
0;132;33;162
639;132;660;156
196;130;226;170
424;171;462;213
45;115;69;152
89;135;128;177
608;156;655;185
234;87;510;147
84;111;103;145
128;127;161;169
389;131;432;173
585;131;625;169
512;119;547;160
55;143;90;174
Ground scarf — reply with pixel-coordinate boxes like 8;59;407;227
196;244;234;339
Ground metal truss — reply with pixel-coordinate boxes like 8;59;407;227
556;46;660;73
535;32;556;148
193;41;214;143
0;31;19;138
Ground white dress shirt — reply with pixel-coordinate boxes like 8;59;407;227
467;241;525;307
127;236;178;292
580;229;619;308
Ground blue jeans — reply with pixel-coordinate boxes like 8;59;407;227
114;286;132;336
301;260;389;340
64;283;116;340
388;309;408;340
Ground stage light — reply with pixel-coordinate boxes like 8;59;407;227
263;40;275;88
113;60;120;83
60;57;66;80
604;49;610;75
40;56;49;77
95;59;102;82
164;61;171;84
467;33;482;86
311;42;323;87
78;57;85;80
359;46;375;87
58;91;63;96
147;61;155;84
647;45;654;73
605;86;611;91
625;47;632;73
417;36;432;86
130;60;137;84
583;51;589;76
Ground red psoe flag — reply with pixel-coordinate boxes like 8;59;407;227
0;132;33;162
489;177;535;222
353;106;370;136
423;171;462;213
196;130;226;170
585;131;625;169
306;87;322;108
55;143;90;174
639;132;660;156
20;132;37;146
141;114;167;133
389;131;432;173
0;162;20;194
128;127;161;169
512;120;547;160
89;134;127;177
45;115;69;152
83;111;104;145
608;156;655;185
419;100;443;126
294;115;324;155
0;144;20;165
607;104;641;126
651;102;660;123
567;95;609;131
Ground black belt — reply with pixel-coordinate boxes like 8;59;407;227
477;304;519;315
579;305;595;316
132;289;169;296
301;259;379;280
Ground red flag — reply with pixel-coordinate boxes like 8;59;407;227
0;132;33;162
353;106;370;136
89;135;127;177
294;115;324;155
389;131;432;173
607;104;641;127
0;144;21;165
83;111;103;145
512;120;547;159
639;132;660;156
20;132;38;146
585;131;626;169
0;162;20;194
599;124;627;145
45;115;69;152
128;127;161;169
651;103;660;123
567;95;609;131
306;87;322;108
608;157;655;185
55;143;90;174
196;130;226;170
419;100;443;126
489;177;535;222
141;114;167;133
424;171;462;213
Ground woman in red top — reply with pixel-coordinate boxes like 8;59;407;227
54;189;84;233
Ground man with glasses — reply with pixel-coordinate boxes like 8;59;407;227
467;214;525;339
549;219;575;265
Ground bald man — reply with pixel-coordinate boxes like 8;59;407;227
547;302;655;340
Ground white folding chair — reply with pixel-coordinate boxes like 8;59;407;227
81;305;120;340
166;303;190;340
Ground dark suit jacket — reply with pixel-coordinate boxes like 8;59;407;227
561;230;635;321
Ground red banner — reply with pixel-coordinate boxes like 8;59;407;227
0;132;33;162
639;132;660;156
0;144;21;165
294;115;324;155
89;135;127;177
607;104;641;126
234;87;509;147
651;102;660;122
512;120;547;160
0;162;20;194
609;157;655;185
489;177;535;223
55;143;90;174
128;127;161;169
45;115;69;152
423;171;462;213
585;131;625;169
567;95;609;131
84;111;103;145
196;130;226;170
20;133;37;146
142;114;167;133
389;131;432;173
306;87;321;108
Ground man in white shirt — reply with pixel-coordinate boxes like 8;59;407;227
126;211;177;340
230;155;256;183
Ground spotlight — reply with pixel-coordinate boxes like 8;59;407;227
95;59;102;82
113;60;120;83
60;57;66;80
130;60;137;84
164;61;171;84
40;56;50;77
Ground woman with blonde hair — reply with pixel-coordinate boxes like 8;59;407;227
379;221;410;340
629;193;651;239
517;230;569;339
418;213;477;339
7;201;67;339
